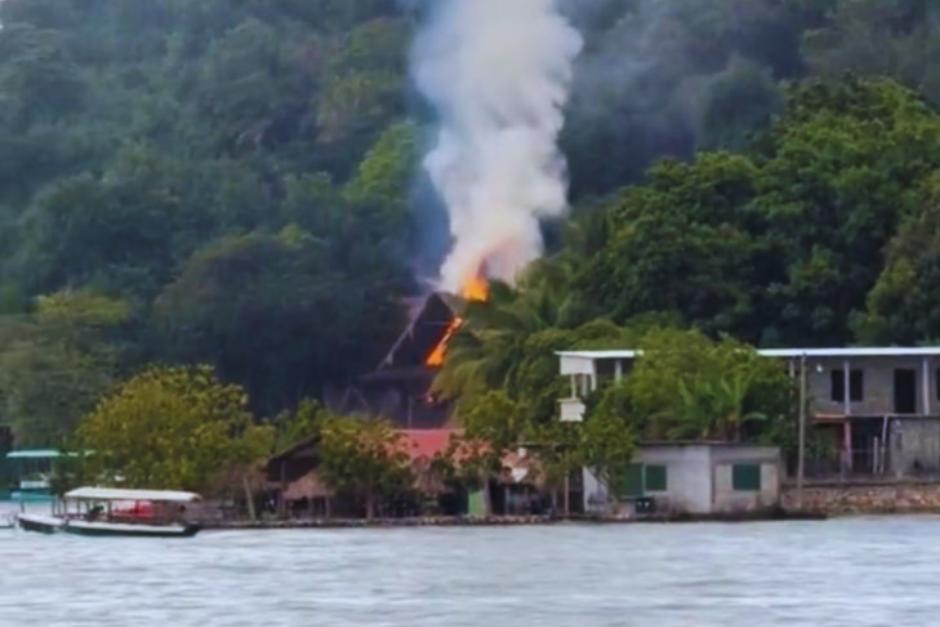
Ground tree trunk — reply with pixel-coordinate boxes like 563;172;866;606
563;472;571;518
243;474;257;522
365;492;375;520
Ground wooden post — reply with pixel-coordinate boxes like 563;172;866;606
843;420;853;475
843;359;851;417
278;461;287;520
797;353;807;510
881;415;889;475
923;357;931;416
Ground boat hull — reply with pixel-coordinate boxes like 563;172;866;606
63;519;201;538
17;513;64;534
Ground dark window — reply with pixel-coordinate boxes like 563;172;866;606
936;368;940;401
645;465;667;492
831;369;864;402
894;369;917;414
732;464;762;491
831;370;845;402
850;370;864;402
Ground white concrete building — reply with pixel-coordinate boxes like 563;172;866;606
559;347;940;477
583;443;782;516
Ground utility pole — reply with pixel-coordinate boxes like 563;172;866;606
797;353;807;510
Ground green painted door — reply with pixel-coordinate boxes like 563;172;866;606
622;463;644;497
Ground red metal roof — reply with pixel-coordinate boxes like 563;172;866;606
398;429;463;462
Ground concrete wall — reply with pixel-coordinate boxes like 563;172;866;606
782;481;940;514
801;356;938;417
635;446;713;514
711;446;781;513
889;418;940;476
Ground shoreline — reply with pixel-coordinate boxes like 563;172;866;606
203;509;826;531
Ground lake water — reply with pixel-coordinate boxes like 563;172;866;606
2;509;939;626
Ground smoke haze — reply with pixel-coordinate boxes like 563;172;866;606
412;0;582;293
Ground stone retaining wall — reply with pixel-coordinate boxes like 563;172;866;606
783;481;940;514
205;515;556;530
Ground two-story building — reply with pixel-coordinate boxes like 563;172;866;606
558;347;940;480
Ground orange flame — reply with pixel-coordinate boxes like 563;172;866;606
461;275;490;302
426;274;489;368
426;316;463;368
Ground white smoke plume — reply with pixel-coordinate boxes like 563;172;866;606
412;0;583;293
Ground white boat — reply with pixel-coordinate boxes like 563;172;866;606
15;512;63;533
18;487;203;537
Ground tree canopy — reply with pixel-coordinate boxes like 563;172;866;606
317;415;412;519
0;1;937;453
76;365;274;494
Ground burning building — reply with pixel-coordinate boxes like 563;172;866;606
326;280;486;428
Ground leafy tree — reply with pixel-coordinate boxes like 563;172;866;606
623;328;795;442
1;0;940;457
580;153;762;339
529;408;635;515
270;398;327;454
580;389;637;493
570;78;940;346
0;291;130;446
854;172;940;343
448;391;527;516
76;365;273;494
317;415;412;519
803;0;940;104
154;227;406;415
0;23;85;126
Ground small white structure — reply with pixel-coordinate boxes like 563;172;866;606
584;443;782;516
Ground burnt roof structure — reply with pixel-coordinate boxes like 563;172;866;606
378;293;457;371
325;293;459;428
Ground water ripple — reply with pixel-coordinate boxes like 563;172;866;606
3;514;940;626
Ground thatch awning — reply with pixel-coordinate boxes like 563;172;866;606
283;471;333;501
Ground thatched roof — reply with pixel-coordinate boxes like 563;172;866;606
282;471;333;501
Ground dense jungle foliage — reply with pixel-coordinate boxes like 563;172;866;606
1;0;938;448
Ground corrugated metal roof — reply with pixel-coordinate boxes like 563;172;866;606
759;347;940;358
399;429;462;461
557;347;940;360
6;449;61;459
64;487;201;503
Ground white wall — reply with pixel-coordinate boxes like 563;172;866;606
583;445;782;515
636;446;713;514
711;446;781;512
